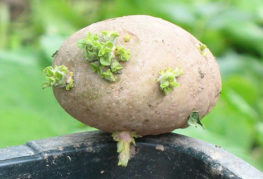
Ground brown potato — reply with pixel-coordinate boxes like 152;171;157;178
53;15;222;136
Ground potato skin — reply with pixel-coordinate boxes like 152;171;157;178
53;15;222;136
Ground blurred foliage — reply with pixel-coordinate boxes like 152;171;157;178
0;0;263;171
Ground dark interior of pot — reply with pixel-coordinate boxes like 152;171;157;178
0;132;262;179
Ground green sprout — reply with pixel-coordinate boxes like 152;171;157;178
124;35;131;42
115;46;131;62
78;31;131;82
42;65;74;90
112;131;140;167
101;69;116;82
187;112;204;128
111;60;123;73
158;67;184;95
197;43;208;57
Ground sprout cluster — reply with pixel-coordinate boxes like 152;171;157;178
112;131;140;167
197;43;208;57
124;35;131;42
78;31;131;82
187;112;204;128
158;67;184;95
42;65;74;90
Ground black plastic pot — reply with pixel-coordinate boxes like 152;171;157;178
0;131;262;179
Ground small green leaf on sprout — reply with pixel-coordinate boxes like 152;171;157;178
158;67;184;95
115;46;131;62
111;60;123;73
187;112;204;128
90;62;103;74
99;55;112;66
78;31;131;82
197;43;208;57
112;131;140;167
124;35;131;42
101;69;116;82
102;31;119;42
42;65;74;90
